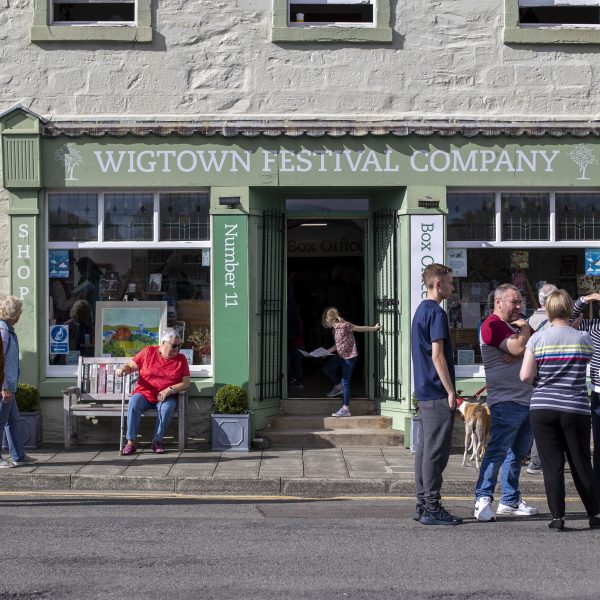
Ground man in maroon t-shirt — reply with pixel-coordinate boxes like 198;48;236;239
473;283;538;522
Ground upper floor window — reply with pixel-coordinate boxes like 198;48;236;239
289;0;374;26
51;0;135;24
505;0;600;43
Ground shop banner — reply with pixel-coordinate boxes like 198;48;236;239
410;215;445;324
212;215;249;387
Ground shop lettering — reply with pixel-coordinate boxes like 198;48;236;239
16;223;31;300
420;224;435;299
288;238;363;254
410;149;560;173
90;147;564;176
224;223;239;308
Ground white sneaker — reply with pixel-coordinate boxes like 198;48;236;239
332;407;351;417
326;385;343;398
0;458;17;469
474;496;496;522
497;499;538;516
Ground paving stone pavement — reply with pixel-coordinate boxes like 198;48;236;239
0;444;569;498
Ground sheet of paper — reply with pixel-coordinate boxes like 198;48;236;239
298;347;333;358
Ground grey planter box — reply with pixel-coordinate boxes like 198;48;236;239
211;414;250;452
2;410;43;450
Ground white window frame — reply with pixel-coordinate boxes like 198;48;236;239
287;0;376;28
447;188;598;378
45;189;213;379
50;0;137;26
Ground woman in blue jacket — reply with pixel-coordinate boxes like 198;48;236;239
0;295;36;468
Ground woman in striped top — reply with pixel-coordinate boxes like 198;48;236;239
520;290;600;531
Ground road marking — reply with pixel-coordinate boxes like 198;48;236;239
0;490;584;502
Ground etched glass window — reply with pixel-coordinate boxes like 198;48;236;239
104;193;154;241
48;192;98;242
160;192;210;241
501;192;550;241
556;193;600;241
447;192;495;241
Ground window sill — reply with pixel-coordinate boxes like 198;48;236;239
31;24;153;43
504;25;600;43
271;24;392;42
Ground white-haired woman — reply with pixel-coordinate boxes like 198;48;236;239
116;327;190;454
0;295;36;468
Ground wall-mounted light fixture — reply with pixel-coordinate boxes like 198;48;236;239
219;196;241;208
418;196;440;209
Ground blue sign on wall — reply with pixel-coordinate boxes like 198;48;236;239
50;324;69;354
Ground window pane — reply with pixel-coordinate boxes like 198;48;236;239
49;249;211;368
447;192;495;241
49;192;98;242
501;192;550;241
52;1;135;23
556;193;600;241
104;193;154;241
160;193;210;241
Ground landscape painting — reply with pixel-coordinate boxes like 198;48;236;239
95;301;168;358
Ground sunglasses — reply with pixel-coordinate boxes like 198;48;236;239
164;341;181;349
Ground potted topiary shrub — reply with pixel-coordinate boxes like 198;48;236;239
211;384;251;452
2;383;42;450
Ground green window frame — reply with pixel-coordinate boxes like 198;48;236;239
271;0;391;43
505;0;600;44
31;0;152;43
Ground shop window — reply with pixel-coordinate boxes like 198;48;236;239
501;192;550;241
51;0;135;23
160;192;210;241
447;193;495;242
49;192;98;242
31;0;152;42
556;193;600;240
504;0;600;43
271;0;391;42
47;192;211;377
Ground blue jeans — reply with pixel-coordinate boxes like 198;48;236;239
126;393;177;443
0;395;25;462
592;391;600;481
475;401;533;505
322;355;357;407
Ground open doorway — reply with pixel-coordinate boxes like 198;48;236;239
287;218;367;399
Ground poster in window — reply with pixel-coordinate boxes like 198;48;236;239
95;301;167;357
457;349;475;365
49;250;70;279
148;273;163;292
447;249;467;278
585;250;600;277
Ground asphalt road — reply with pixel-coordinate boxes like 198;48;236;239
0;492;599;600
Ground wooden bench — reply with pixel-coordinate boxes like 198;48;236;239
63;356;188;451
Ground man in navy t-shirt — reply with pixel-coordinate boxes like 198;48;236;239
411;263;462;526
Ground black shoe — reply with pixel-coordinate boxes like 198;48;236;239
419;505;463;526
548;518;564;531
589;515;600;529
412;504;425;521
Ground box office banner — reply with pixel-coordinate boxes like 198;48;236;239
40;136;600;188
410;215;445;324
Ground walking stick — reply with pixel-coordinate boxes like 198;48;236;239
119;369;126;454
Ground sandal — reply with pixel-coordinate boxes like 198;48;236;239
122;442;137;455
151;441;165;454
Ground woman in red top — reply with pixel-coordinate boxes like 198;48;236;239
117;327;190;454
321;307;381;417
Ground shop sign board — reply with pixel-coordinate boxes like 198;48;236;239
41;136;600;188
410;215;445;323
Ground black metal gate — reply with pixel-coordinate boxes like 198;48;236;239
259;209;285;400
373;208;400;400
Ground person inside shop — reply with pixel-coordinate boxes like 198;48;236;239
117;327;190;455
162;252;194;300
66;299;94;357
74;257;103;311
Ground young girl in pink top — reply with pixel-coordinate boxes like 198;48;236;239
321;307;381;417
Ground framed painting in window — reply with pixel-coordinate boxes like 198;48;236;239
95;301;168;358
